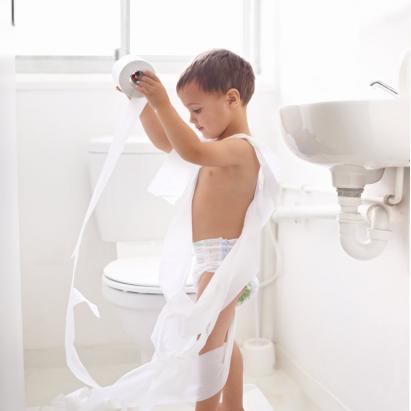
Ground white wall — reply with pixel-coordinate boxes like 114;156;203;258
277;0;411;104
267;165;409;411
264;0;410;410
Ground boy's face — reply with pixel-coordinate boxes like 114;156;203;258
177;81;233;140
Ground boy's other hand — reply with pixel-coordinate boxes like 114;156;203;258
134;70;171;111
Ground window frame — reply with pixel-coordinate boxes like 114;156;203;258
16;0;262;74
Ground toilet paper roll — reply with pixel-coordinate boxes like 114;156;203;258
112;54;155;98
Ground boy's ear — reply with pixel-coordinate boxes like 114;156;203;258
226;88;241;107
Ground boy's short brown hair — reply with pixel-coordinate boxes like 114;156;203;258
176;49;255;106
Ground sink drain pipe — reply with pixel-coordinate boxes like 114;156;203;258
331;165;392;260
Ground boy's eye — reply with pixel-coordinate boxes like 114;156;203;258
192;108;202;114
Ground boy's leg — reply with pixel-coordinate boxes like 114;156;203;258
195;272;243;411
219;340;244;411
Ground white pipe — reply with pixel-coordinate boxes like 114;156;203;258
280;183;335;194
272;205;339;220
337;196;391;260
385;167;405;205
254;218;282;340
270;195;392;260
259;273;280;288
255;286;261;339
339;222;389;260
281;166;406;207
263;220;282;291
361;196;386;206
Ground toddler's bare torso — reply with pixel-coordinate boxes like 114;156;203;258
192;140;260;242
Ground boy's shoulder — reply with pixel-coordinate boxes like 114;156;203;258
224;133;255;152
195;133;257;168
220;133;252;147
223;134;259;167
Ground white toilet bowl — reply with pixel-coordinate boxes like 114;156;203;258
101;256;197;363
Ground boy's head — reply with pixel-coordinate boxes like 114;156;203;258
176;49;255;140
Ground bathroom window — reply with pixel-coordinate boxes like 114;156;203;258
15;0;120;72
15;0;261;74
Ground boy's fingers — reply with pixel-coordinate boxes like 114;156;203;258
142;70;159;81
138;76;156;86
139;85;150;95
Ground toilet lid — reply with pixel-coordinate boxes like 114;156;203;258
103;257;195;294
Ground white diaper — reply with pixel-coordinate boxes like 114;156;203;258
192;236;259;306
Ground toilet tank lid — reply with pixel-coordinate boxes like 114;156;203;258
88;135;163;154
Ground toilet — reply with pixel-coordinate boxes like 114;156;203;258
88;134;196;363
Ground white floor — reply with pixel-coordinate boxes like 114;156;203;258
25;361;321;411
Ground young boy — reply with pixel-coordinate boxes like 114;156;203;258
118;48;259;411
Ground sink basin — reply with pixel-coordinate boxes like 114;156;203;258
279;98;410;169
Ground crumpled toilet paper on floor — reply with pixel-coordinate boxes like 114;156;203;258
39;95;282;411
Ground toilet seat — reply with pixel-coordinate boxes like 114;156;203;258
102;257;196;294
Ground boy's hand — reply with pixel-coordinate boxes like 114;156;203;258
134;70;171;111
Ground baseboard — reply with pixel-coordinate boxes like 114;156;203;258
276;343;352;411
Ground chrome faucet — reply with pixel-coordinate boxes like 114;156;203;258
370;80;398;96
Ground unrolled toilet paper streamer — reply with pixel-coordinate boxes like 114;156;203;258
67;97;147;388
42;56;281;411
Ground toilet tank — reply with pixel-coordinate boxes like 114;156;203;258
88;134;175;242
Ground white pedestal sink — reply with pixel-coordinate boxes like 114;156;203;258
278;95;409;260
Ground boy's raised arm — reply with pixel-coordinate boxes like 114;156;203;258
116;86;173;153
132;72;203;162
139;103;173;153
